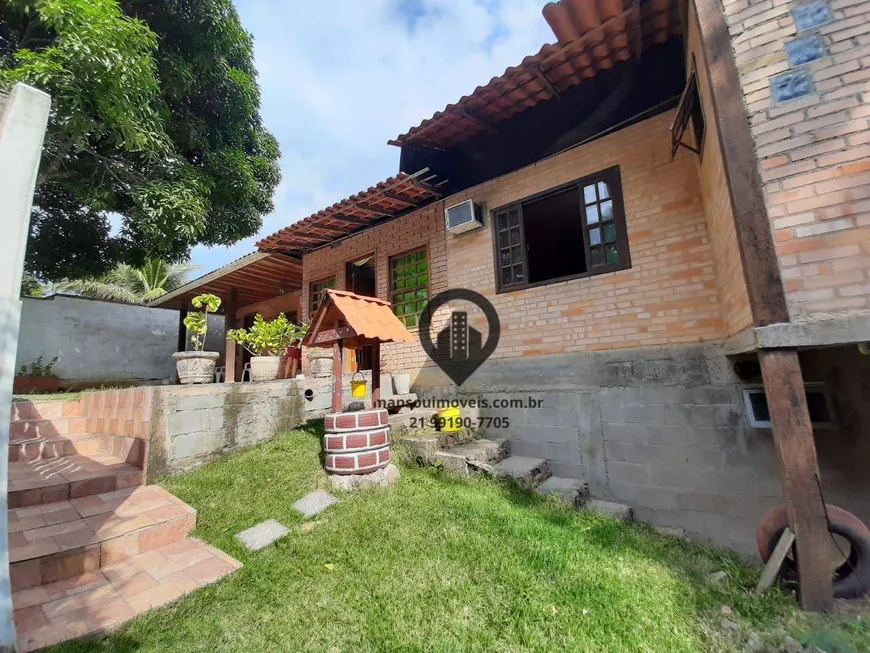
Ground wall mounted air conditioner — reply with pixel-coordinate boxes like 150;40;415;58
445;199;484;234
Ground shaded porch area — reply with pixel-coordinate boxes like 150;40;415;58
151;252;303;383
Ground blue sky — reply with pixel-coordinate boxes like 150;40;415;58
188;0;554;274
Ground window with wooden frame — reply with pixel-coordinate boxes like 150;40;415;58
491;166;631;293
671;55;706;159
389;247;429;328
309;277;335;315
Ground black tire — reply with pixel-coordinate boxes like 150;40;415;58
757;504;870;599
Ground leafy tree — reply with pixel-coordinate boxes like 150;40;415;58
0;0;280;280
57;259;197;304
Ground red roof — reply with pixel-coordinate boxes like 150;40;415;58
256;171;442;255
390;0;680;150
303;290;413;348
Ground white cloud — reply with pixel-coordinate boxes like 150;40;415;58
191;0;553;272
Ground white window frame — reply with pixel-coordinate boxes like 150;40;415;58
742;382;836;429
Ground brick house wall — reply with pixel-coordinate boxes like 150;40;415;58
723;0;870;316
687;4;755;337
301;203;448;373
442;111;726;357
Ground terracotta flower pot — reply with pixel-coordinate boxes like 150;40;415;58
173;351;219;384
250;356;281;382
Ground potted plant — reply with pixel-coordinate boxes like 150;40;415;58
173;293;221;384
14;356;60;394
227;313;306;382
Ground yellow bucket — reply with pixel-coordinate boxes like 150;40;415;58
350;372;367;399
438;406;462;432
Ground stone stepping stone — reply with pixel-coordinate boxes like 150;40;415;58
292;490;340;518
235;519;289;551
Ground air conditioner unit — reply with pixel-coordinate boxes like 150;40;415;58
445;199;484;234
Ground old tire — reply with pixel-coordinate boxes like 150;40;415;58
757;504;870;599
324;409;391;475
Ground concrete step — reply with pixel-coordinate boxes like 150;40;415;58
10;485;197;594
9;453;145;509
493;456;550;487
13;536;241;652
388;408;438;432
10;434;104;463
583;499;633;520
535;477;588;506
434;438;510;475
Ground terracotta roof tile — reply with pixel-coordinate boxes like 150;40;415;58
391;0;680;150
303;290;413;347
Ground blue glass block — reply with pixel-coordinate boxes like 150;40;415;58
785;34;825;66
792;0;833;32
771;69;815;103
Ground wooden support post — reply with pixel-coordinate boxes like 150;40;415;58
332;328;343;413
371;341;381;406
176;309;187;353
759;350;833;612
224;289;238;383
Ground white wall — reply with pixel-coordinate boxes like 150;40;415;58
0;83;51;651
16;295;226;386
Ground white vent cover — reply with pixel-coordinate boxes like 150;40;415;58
445;199;484;234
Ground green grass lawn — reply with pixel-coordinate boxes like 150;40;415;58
50;422;868;652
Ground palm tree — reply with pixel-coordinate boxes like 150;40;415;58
57;259;198;304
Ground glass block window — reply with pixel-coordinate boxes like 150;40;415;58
309;277;335;315
390;248;429;328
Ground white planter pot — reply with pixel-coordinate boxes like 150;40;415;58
392;373;411;395
250;356;282;382
173;351;219;384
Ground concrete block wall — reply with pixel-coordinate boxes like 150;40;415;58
16;294;224;387
420;343;781;554
722;0;870;315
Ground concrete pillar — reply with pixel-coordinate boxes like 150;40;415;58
0;83;51;650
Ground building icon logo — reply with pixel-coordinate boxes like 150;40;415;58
419;289;500;386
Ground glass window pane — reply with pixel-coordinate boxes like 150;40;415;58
502;267;512;285
416;289;428;300
406;315;417;327
510;229;521;246
416;300;427;312
605;244;619;264
498;214;507;229
417;274;428;286
597;181;609;200
603;223;617;243
501;251;511;267
590;247;604;266
584;185;597;204
586;204;599;225
499;231;509;248
590;227;601;246
417;250;426;261
600;200;613;221
416;262;427;273
513;265;524;283
509;211;519;227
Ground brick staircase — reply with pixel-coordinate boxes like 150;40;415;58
8;399;241;652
